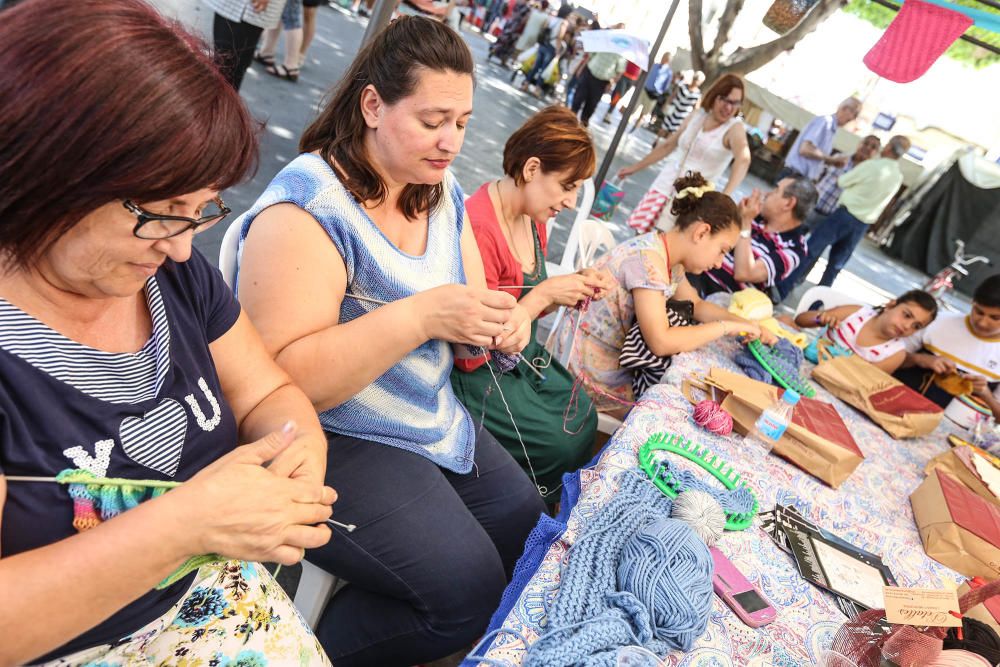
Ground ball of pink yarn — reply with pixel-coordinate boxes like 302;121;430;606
693;400;733;436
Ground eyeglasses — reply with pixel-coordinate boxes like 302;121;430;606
124;199;230;240
719;96;743;107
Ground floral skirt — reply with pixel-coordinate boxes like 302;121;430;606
45;561;331;667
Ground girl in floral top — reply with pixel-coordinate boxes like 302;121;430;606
553;172;775;416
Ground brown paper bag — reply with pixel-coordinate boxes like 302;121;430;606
685;369;864;488
911;469;1000;579
811;343;943;439
925;447;1000;508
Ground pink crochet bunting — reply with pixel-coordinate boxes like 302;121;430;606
864;0;973;83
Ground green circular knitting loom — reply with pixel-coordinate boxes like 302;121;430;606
638;432;759;531
747;338;817;398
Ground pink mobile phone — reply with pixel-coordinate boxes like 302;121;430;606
710;547;777;627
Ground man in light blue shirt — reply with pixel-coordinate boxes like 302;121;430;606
780;97;862;181
629;51;673;132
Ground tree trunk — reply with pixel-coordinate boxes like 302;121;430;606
691;0;848;83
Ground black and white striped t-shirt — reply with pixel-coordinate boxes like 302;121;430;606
0;249;241;661
663;84;702;134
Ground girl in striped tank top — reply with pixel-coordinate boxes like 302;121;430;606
794;289;938;373
234;16;545;667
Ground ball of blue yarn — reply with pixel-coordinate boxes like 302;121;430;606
615;517;714;652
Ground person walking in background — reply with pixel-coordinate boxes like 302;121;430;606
488;0;530;65
513;0;549;58
779;97;862;181
785;135;910;288
600;57;641;124
348;0;373;17
653;70;703;147
299;0;321;67
628;50;672;133
521;3;569;96
805;134;881;233
570;48;626;127
483;0;506;33
255;0;303;82
617;73;751;234
206;0;283;90
559;13;585;78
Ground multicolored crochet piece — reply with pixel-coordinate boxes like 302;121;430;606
57;469;223;589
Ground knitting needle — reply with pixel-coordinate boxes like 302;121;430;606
9;475;358;532
5;474;178;488
326;518;357;532
343;293;545;379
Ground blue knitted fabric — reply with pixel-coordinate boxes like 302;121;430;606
522;474;714;667
234;154;476;473
734;338;804;386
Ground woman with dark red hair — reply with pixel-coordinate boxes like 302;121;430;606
0;1;334;665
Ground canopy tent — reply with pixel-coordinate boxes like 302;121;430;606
884;152;1000;296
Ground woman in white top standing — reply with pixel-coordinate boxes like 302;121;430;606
618;73;751;235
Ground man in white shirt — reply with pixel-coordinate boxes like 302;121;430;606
898;274;1000;418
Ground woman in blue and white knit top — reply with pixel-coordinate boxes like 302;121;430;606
235;16;546;667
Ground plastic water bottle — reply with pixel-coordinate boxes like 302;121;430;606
748;389;800;452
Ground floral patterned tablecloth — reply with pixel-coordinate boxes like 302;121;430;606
472;336;964;667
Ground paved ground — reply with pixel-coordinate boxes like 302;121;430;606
194;5;969;310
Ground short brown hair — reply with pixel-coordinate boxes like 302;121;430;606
700;73;745;111
670;172;740;233
502;106;596;186
301;16;473;220
0;0;258;267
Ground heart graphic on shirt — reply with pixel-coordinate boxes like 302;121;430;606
119;398;188;477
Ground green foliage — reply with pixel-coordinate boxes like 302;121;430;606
844;0;1000;68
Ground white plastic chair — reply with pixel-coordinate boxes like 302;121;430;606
543;217;616;367
217;220;241;289
217;221;339;629
545;177;596;279
294;560;339;629
794;286;860;315
597;413;623;437
576;219;616;268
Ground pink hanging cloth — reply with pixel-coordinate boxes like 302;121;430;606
863;0;973;83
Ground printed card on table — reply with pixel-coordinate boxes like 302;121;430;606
883;586;962;627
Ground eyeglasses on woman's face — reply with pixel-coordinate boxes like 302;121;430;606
124;198;230;240
718;95;743;108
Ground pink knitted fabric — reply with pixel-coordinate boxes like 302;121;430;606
864;0;973;83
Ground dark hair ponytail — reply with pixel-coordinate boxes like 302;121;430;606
669;171;740;233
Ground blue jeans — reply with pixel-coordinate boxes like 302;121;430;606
309;426;545;666
526;41;556;86
786;205;868;288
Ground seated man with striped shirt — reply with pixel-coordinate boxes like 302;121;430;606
692;176;818;302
